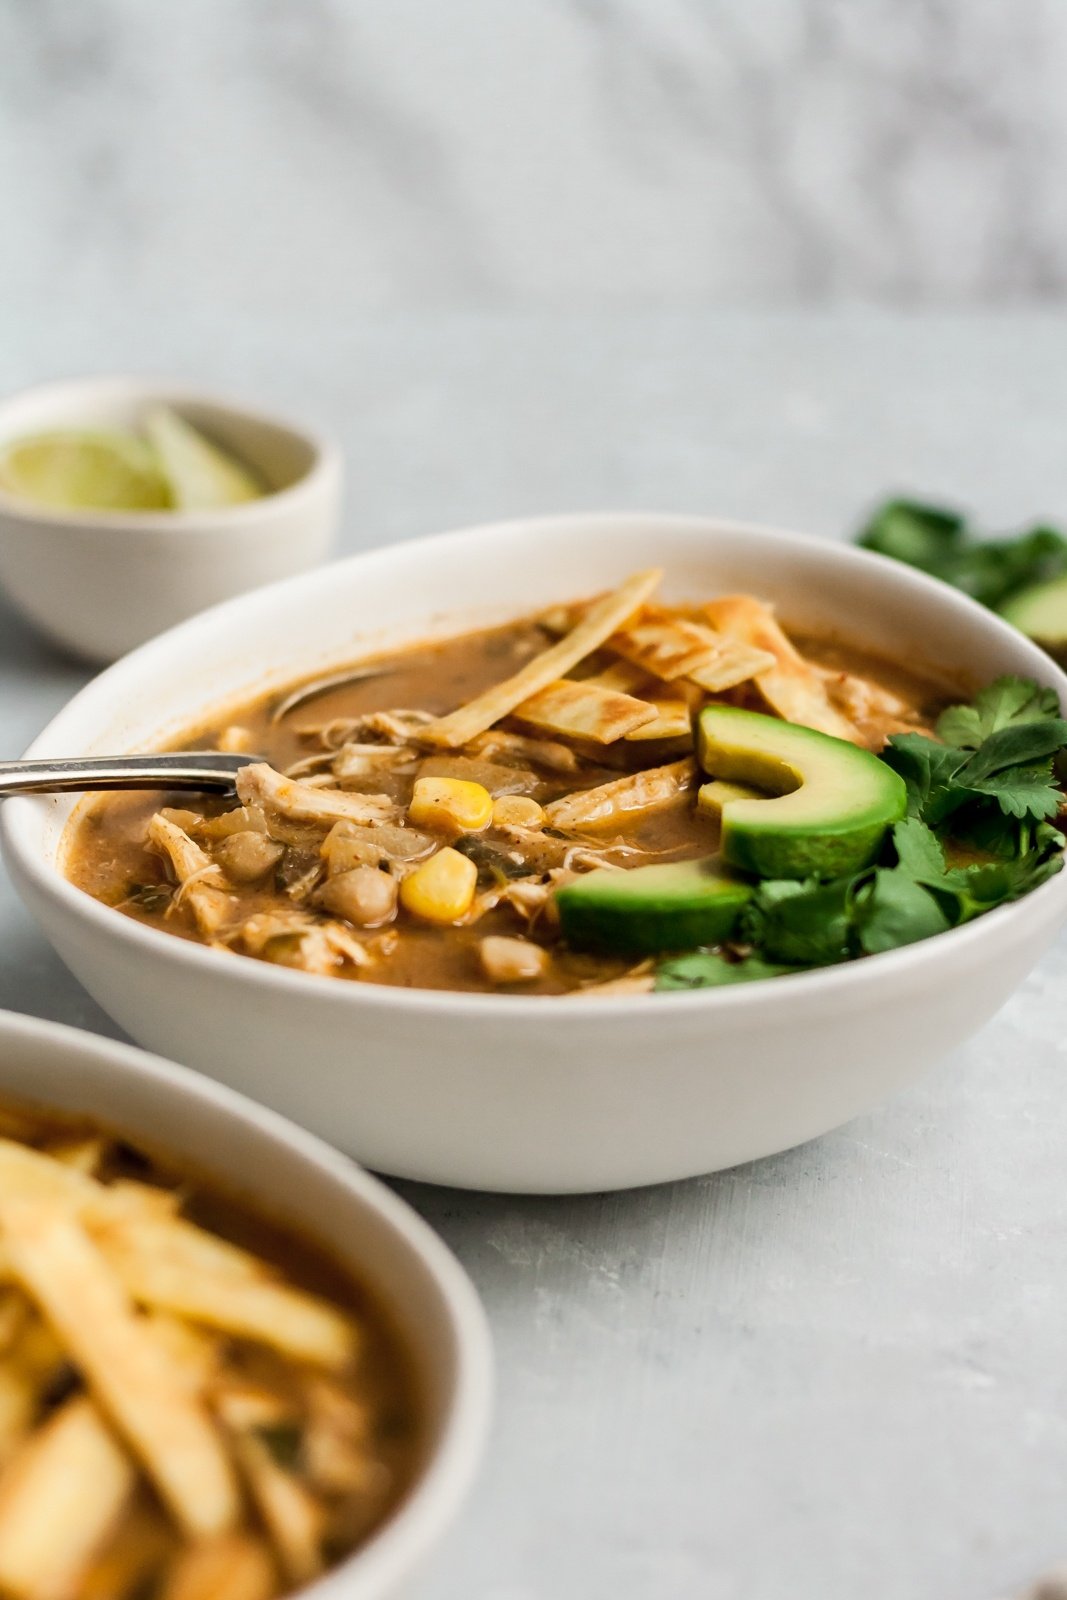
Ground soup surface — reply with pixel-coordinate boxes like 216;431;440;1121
0;1096;419;1598
66;571;972;995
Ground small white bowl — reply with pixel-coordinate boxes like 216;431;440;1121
0;375;341;663
0;1007;492;1599
4;513;1067;1192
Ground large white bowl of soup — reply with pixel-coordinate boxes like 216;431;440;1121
4;513;1067;1192
0;1008;491;1597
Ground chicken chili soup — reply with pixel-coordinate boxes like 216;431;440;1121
66;569;1067;995
0;1099;421;1600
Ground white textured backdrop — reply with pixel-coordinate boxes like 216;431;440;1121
3;0;1066;313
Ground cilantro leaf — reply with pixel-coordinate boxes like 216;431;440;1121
955;719;1067;783
881;734;968;823
890;816;948;883
856;868;951;955
936;676;1063;748
655;952;798;991
961;761;1062;820
744;877;857;966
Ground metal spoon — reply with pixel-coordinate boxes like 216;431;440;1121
0;753;252;799
269;665;394;724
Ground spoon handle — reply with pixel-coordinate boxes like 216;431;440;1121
0;753;249;798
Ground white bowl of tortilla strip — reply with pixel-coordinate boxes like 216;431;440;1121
0;1008;491;1597
4;513;1067;1192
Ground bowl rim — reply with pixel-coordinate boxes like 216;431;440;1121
0;374;341;535
0;1006;493;1598
6;508;1067;1020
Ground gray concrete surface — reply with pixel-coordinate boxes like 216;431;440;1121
1;311;1065;1598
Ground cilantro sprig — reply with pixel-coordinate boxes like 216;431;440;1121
655;676;1066;992
857;499;1067;612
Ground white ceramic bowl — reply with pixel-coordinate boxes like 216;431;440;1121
0;375;341;663
4;513;1067;1193
0;1007;491;1598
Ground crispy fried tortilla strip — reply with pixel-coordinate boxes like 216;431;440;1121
1;1202;240;1541
623;697;693;742
160;1534;276;1600
514;678;658;743
0;1396;134;1600
606;610;776;692
44;1136;107;1176
96;1216;358;1371
582;659;651;695
543;758;697;832
703;595;858;740
216;1394;324;1588
421;569;663;748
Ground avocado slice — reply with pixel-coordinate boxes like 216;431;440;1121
999;576;1067;665
697;705;906;879
555;858;753;956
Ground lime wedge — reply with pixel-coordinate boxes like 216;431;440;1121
0;431;172;512
145;406;264;510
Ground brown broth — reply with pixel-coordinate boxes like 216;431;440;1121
64;613;949;996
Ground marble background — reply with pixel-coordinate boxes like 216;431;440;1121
2;0;1067;316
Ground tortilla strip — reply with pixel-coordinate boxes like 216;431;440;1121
703;595;858;740
0;1396;134;1600
216;1395;324;1587
1;1202;240;1541
97;1219;358;1371
160;1534;276;1600
236;764;400;828
623;697;693;742
544;758;697;832
420;569;663;749
514;678;658;744
582;659;651;695
607;610;776;692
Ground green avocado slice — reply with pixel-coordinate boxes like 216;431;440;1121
555;858;753;956
697;705;906;880
999;575;1067;663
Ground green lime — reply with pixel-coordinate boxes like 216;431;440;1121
0;431;173;512
145;406;264;510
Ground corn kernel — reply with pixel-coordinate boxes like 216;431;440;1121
399;847;478;924
409;777;493;834
491;794;545;829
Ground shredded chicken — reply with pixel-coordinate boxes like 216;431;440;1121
330;745;420;782
146;815;235;937
543;759;698;832
466;729;580;774
236;764;400;828
237;910;370;973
